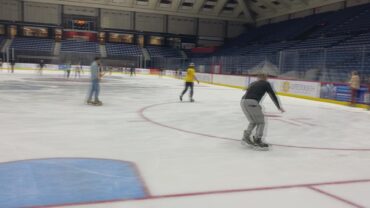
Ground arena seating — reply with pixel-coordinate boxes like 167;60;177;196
309;5;370;37
106;43;143;57
288;35;348;49
214;4;370;55
0;36;5;45
198;3;370;78
281;49;325;71
338;32;370;46
313;4;370;36
146;46;182;58
248;41;298;55
61;40;99;54
10;37;55;56
3;2;370;80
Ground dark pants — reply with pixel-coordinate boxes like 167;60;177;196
366;92;370;110
351;88;358;105
181;82;194;98
38;67;43;75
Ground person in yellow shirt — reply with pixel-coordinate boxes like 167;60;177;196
180;63;199;102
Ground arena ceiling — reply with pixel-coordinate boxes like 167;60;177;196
25;0;346;23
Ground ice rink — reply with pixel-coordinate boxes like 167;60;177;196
0;70;370;208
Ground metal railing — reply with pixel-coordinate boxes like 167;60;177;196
3;48;143;68
150;57;188;70
3;45;370;82
190;46;370;82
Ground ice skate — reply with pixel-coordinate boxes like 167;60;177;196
87;100;103;106
253;137;269;151
241;132;255;147
93;100;103;106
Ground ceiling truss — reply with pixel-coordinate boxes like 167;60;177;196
22;0;349;23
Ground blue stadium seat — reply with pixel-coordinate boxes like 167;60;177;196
61;40;99;54
10;37;55;56
106;43;143;57
147;46;182;58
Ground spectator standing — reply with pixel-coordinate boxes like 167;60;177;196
348;71;360;106
366;76;370;110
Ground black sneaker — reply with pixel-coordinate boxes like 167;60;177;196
179;96;183;101
190;98;195;102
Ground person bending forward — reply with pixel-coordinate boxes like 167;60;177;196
241;73;284;149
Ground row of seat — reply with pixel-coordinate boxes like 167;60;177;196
205;4;370;77
6;37;183;58
215;3;370;58
147;46;182;58
61;40;99;54
106;43;143;57
9;37;54;55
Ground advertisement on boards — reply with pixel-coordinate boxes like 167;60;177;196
320;83;368;104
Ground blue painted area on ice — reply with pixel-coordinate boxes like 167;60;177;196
0;158;148;208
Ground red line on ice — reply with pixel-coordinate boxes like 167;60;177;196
308;186;365;208
38;179;370;208
138;102;370;151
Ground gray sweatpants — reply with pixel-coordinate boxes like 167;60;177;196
240;99;265;139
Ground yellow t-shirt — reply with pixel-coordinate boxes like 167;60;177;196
185;67;196;82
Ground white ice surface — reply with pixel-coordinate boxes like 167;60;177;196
0;71;369;208
74;188;357;208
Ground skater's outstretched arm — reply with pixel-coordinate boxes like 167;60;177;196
194;75;200;84
267;83;284;112
99;71;106;79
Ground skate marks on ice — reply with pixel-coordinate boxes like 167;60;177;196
139;101;370;151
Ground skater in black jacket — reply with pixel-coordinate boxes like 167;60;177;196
241;73;284;149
